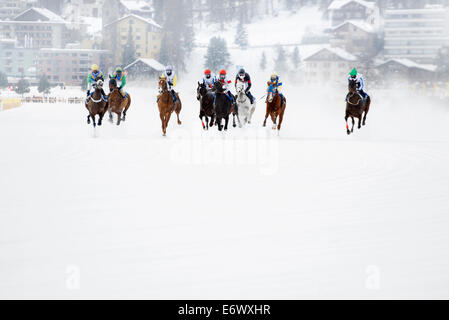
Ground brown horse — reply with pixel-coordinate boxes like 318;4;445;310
157;76;182;136
85;79;108;128
108;78;131;126
345;79;371;135
263;83;286;130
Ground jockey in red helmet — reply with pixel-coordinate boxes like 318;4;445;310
202;69;215;90
218;69;234;102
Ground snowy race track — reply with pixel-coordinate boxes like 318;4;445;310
1;83;449;299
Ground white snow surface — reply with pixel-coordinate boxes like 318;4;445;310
1;76;449;299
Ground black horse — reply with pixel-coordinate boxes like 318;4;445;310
212;81;232;131
345;79;371;135
197;82;215;130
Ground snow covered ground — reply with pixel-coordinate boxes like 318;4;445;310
1;78;449;299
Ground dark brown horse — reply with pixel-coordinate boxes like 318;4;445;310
263;83;286;130
108;78;131;126
85;79;108;128
345;79;371;135
158;76;182;136
197;81;215;130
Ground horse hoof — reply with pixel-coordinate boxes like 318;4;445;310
347;131;350;135
121;118;126;121
87;120;90;124
178;121;182;125
233;124;236;128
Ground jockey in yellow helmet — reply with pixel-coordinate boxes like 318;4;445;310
86;64;107;101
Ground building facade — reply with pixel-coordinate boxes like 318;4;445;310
328;0;380;28
330;20;379;57
37;48;110;85
0;7;69;49
103;14;162;67
303;47;358;83
0;38;38;79
383;5;449;63
0;0;37;20
102;0;153;27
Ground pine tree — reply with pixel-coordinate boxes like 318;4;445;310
158;0;195;72
122;26;136;67
204;37;231;73
38;75;51;94
274;46;287;74
291;46;301;70
235;21;249;49
15;78;30;96
80;77;87;91
0;71;7;89
436;46;449;81
260;51;267;71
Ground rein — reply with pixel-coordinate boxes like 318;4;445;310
347;92;362;106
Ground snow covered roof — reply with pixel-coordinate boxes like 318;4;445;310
14;7;65;22
103;14;161;29
376;59;437;72
331;20;376;33
328;0;376;10
121;0;153;12
124;58;165;71
303;46;357;61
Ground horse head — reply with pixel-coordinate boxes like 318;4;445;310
348;79;358;94
96;79;104;90
197;81;207;100
158;76;167;93
109;78;117;92
236;82;245;95
212;81;224;94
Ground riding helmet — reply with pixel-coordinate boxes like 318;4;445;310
270;72;277;80
91;64;99;71
238;68;245;76
219;69;226;75
116;67;123;73
349;68;357;77
204;69;211;75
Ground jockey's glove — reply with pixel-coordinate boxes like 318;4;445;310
168;81;173;86
86;90;90;96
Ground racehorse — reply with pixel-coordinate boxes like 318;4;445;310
197;82;215;130
85;79;108;128
158;76;182;136
235;81;255;125
212;81;232;131
263;83;286;130
345;79;371;135
108;78;131;126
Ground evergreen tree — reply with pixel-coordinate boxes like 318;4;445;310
122;26;136;67
152;0;164;24
235;21;249;49
158;0;195;71
274;46;287;74
15;79;30;96
204;37;231;73
260;51;267;71
37;75;51;94
0;71;8;89
436;46;449;81
291;46;301;70
81;77;88;91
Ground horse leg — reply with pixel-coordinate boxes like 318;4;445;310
263;106;269;127
91;114;96;128
351;117;355;133
248;105;255;124
345;115;350;135
278;110;285;131
236;111;242;128
205;115;209;130
87;114;91;124
160;112;165;135
210;114;215;127
122;98;130;121
271;113;277;130
217;117;222;131
363;99;370;126
224;115;229;131
116;111;121;126
176;103;182;125
358;116;362;129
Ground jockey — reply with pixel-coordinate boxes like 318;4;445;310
267;72;285;107
235;68;255;104
202;69;216;90
217;69;234;102
111;67;127;98
87;64;107;99
162;65;178;103
347;68;367;100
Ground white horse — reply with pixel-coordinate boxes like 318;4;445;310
235;81;256;125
